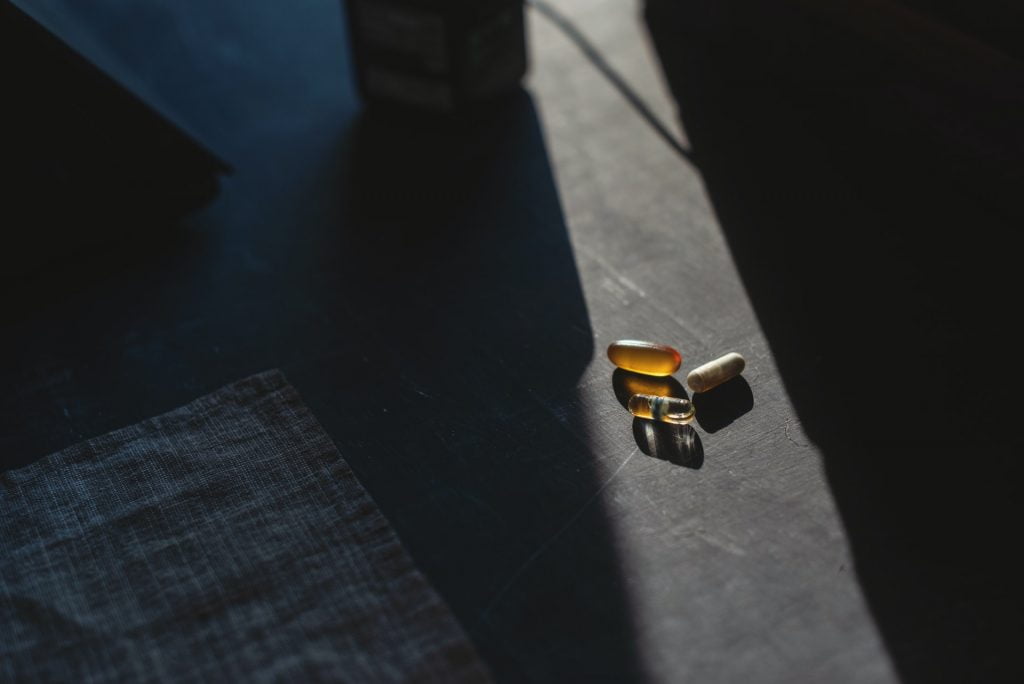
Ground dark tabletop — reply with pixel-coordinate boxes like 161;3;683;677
3;1;1021;681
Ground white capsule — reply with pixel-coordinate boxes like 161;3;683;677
686;352;746;393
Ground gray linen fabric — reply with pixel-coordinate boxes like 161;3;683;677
0;371;489;683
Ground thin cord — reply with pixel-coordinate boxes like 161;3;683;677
528;0;694;163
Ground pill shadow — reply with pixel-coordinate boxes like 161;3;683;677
632;418;704;469
692;377;754;434
612;368;688;409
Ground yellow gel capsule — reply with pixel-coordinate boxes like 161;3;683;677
628;394;695;424
686;352;746;393
607;340;682;376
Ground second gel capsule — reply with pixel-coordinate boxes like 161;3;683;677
628;394;695;424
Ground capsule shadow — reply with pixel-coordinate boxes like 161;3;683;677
632;418;704;469
612;368;688;409
692;376;754;434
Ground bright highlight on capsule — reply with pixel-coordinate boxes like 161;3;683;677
607;340;681;376
628;394;695;425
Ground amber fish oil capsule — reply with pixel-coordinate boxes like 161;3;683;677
686;352;746;393
628;394;695;425
607;340;682;376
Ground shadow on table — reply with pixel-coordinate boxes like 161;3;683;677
293;90;651;682
693;377;753;434
632;419;704;469
0;0;651;676
646;0;1023;680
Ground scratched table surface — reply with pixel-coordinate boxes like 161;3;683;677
3;1;1021;682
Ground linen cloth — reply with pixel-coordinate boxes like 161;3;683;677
0;370;489;683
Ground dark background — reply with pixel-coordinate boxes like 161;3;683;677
3;0;1022;681
647;1;1024;680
